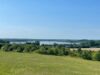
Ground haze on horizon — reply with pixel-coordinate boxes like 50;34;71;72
0;0;100;39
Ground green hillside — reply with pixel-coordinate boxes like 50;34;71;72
0;52;100;75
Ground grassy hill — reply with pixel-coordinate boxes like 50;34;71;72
0;52;100;75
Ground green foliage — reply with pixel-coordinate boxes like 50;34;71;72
16;47;23;52
38;46;47;54
0;44;3;49
56;48;64;56
48;48;57;55
0;43;39;53
1;42;100;62
93;51;100;61
1;44;10;51
38;46;69;56
23;46;30;52
69;50;79;57
69;48;82;57
81;50;92;60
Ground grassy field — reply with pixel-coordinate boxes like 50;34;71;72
0;52;100;75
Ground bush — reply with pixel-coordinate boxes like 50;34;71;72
0;44;3;49
23;45;33;52
8;44;18;51
38;46;69;56
63;48;69;55
48;48;57;55
16;45;24;52
93;51;100;61
23;46;30;52
77;48;82;57
69;50;79;57
57;49;64;56
1;44;10;51
38;46;47;54
81;50;92;60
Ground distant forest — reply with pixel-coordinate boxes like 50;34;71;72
1;39;100;48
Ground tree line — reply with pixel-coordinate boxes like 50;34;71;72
0;40;100;61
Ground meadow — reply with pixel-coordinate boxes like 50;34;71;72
0;51;100;75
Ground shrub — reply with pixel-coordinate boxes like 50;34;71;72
7;44;18;51
81;50;92;60
16;46;24;52
69;50;79;57
63;48;69;55
30;47;36;52
57;49;64;56
1;44;10;51
93;51;100;61
38;46;48;54
23;46;30;52
48;48;56;55
38;46;69;56
76;48;82;57
0;44;3;49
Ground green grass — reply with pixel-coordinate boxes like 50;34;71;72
0;52;100;75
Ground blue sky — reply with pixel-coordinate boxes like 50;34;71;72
0;0;100;39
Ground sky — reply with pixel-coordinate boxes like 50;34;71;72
0;0;100;39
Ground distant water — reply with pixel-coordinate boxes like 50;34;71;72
10;41;79;45
40;41;71;45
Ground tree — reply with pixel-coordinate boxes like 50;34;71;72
81;50;92;60
93;51;100;61
16;45;24;52
34;41;40;46
1;44;10;51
